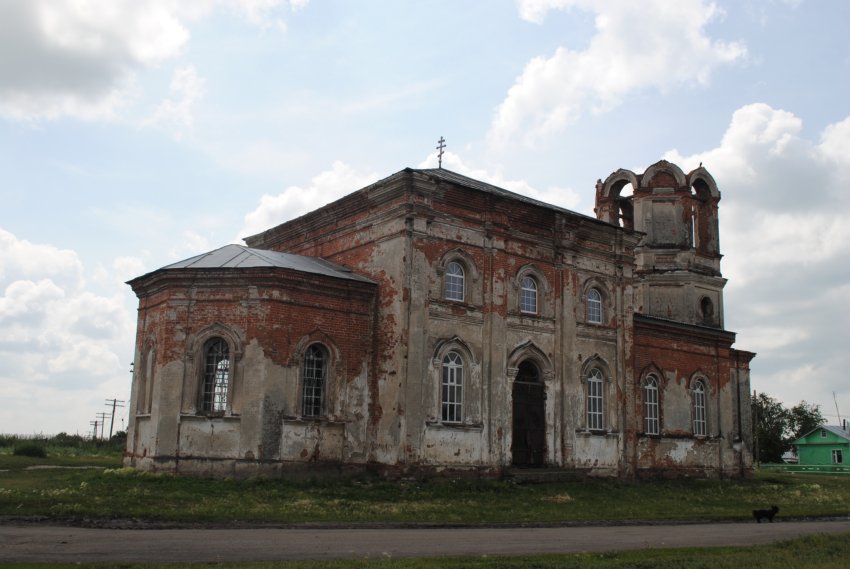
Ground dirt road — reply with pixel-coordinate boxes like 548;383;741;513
2;520;848;563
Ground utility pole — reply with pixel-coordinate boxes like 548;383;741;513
752;390;759;467
90;420;99;441
96;412;109;441
104;398;126;440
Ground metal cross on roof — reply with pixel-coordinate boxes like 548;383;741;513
436;136;446;168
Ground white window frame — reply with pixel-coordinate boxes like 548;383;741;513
587;368;604;431
832;449;844;464
201;338;230;413
441;351;464;423
587;288;603;324
693;380;707;436
519;276;538;314
302;344;327;417
444;261;465;302
644;375;660;435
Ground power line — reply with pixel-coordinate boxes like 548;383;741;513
104;398;126;440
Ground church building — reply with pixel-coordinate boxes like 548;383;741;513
124;160;755;478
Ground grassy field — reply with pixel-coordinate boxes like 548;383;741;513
1;435;848;568
1;444;848;524
2;533;849;569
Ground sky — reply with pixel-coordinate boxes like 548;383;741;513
1;0;849;436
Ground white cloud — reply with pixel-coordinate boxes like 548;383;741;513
143;65;206;138
168;230;212;260
493;0;746;145
238;161;379;240
222;0;309;31
419;152;584;213
662;104;850;411
0;0;189;120
0;228;84;288
0;229;136;434
0;0;308;121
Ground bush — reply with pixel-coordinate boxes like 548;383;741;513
13;443;47;458
54;432;86;447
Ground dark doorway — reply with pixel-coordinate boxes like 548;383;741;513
511;360;546;467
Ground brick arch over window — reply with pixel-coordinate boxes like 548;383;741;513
580;355;614;432
580;278;612;325
507;341;554;382
429;336;481;426
293;330;342;419
184;323;245;416
638;364;665;436
596;168;639;227
512;265;553;318
688;167;721;257
688;373;712;437
435;249;482;306
640;161;687;189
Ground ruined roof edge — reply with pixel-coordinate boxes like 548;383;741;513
244;167;628;246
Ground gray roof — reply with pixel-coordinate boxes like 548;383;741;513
155;244;375;284
796;425;850;442
414;168;605;225
820;426;850;440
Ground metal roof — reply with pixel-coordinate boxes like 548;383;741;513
414;168;605;225
156;244;375;284
795;425;850;442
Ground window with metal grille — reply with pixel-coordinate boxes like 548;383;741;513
644;375;659;435
441;351;463;423
587;368;604;431
444;261;465;301
693;380;707;436
201;338;229;413
520;276;538;314
587;288;602;324
302;344;326;417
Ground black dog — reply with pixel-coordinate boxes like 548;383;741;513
753;505;779;523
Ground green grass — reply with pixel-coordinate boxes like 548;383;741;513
1;434;848;525
1;466;848;524
2;533;849;569
0;434;123;472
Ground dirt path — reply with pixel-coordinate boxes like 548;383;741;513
2;519;848;563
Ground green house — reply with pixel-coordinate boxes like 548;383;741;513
793;425;850;470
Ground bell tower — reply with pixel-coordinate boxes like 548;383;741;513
595;160;725;328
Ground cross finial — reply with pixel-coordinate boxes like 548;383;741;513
436;136;446;168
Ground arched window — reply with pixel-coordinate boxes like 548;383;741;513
519;276;538;314
441;351;464;423
587;368;604;431
201;338;230;413
692;380;707;436
644;375;660;435
444;261;465;301
302;344;327;417
587;288;603;324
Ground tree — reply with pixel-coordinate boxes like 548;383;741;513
752;393;825;463
788;401;824;440
752;392;789;463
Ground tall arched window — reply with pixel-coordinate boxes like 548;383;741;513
587;368;604;431
587;288;603;324
644;376;660;435
302;344;327;417
692;380;707;436
441;351;464;423
444;261;465;301
201;338;230;413
519;276;538;314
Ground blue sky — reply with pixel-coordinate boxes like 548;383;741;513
1;0;849;435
